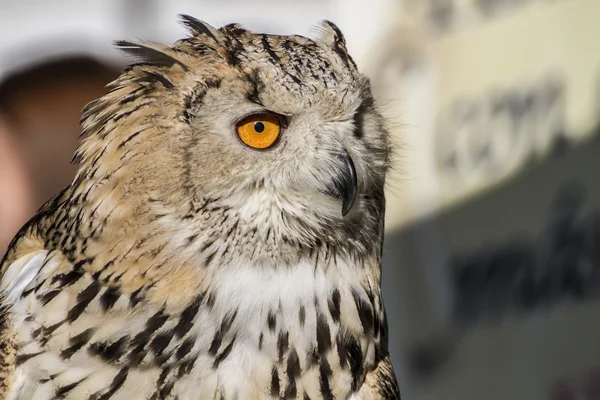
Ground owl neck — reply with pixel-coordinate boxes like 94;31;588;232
46;176;385;304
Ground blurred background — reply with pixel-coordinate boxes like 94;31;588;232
1;1;599;399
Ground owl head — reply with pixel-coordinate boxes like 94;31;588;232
73;15;391;263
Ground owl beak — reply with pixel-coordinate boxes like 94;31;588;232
339;151;357;216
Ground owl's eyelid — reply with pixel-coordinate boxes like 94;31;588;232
234;110;289;129
279;113;290;129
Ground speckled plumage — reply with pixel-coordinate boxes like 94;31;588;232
0;15;400;400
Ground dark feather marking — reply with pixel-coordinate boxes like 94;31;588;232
36;321;64;346
89;336;128;362
55;377;87;397
336;336;347;370
267;311;277;332
53;266;85;288
287;348;301;379
157;368;170;386
174;295;202;338
222;26;246;67
226;42;244;67
112;101;152;122
284;348;301;398
100;286;121;311
271;367;280;397
159;381;175;399
261;35;280;62
352;289;374;335
328;288;341;323
333;42;353;70
277;331;289;363
213;335;236;368
306;347;319;368
139;70;175;89
175;337;195;360
204;78;221;89
245;69;264;105
39;289;61;305
205;292;216;309
298;306;306;327
316;313;331;356
204;249;218;267
127;343;146;367
374;313;382;339
21;286;35;298
118;87;150;105
279;41;303;85
177;357;196;378
102;258;117;272
319;360;334;400
60;328;95;360
31;327;41;339
130;286;144;307
66;280;101;323
15;351;43;366
115;41;189;70
146;309;169;332
352;98;370;139
186;234;198;244
258;332;264;350
150;330;174;357
82;98;101;115
95;367;129;400
118;128;150;148
199;241;213;254
182;79;221;122
126;309;167;366
208;310;238;356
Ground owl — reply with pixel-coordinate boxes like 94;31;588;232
0;15;400;400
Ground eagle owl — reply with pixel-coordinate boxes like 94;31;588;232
0;15;400;400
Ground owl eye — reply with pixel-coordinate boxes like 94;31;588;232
236;113;281;149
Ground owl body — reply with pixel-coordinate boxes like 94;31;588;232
0;16;399;399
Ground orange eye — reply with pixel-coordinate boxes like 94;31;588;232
236;114;281;149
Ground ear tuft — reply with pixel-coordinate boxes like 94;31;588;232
178;14;221;42
314;20;357;70
114;41;189;71
315;20;348;48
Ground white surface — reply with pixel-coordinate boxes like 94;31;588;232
0;0;396;78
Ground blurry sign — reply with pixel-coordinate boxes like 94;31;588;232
435;74;567;192
374;0;600;228
402;0;568;35
452;181;600;326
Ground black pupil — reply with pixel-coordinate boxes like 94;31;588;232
254;122;265;133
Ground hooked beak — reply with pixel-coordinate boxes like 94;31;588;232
337;151;358;216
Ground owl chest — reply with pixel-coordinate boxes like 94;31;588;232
173;258;380;399
12;258;379;400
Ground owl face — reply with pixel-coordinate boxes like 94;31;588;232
76;17;390;258
178;23;389;235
